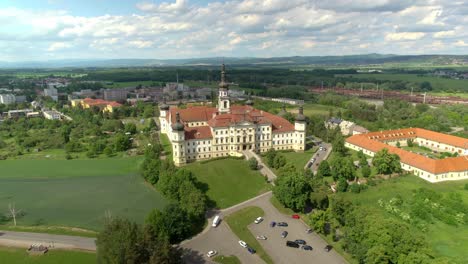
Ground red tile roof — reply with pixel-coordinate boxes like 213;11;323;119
185;126;212;140
83;98;121;107
346;128;468;174
168;105;295;134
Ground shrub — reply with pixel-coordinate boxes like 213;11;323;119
349;183;361;193
248;157;258;170
465;183;468;191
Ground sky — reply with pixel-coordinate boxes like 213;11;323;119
0;0;468;61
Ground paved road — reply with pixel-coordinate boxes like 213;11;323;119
0;230;96;251
243;150;277;185
305;143;332;174
182;192;347;264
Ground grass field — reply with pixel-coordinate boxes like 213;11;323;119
281;147;317;170
0;158;167;230
339;176;468;263
159;133;172;159
225;206;273;264
338;73;468;92
185;158;271;209
213;255;241;264
0;247;96;264
301;103;340;117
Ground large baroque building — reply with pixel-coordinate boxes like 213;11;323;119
345;128;468;183
159;65;306;166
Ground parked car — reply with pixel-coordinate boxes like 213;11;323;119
277;222;288;227
294;239;306;245
306;228;313;234
239;240;247;248
247;247;256;254
324;245;333;252
212;215;221;227
302;245;313;251
286;241;300;248
206;250;218;258
281;231;288;238
270;221;276;227
292;214;300;219
254;217;263;224
256;235;267;240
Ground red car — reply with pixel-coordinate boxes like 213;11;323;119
292;214;300;219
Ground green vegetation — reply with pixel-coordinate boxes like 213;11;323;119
338;176;468;263
280;148;317;171
0;226;97;238
0;158;167;230
159;133;172;158
213;255;241;264
339;73;468;92
269;196;295;215
103;80;160;88
0;247;96;264
225;206;273;264
185;158;270;208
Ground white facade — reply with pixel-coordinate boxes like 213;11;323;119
159;65;306;166
0;94;16;105
43;110;61;120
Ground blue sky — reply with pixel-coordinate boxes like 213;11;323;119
0;0;467;61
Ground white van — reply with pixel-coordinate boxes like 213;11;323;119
212;215;221;227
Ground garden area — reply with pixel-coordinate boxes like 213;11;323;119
339;176;468;263
185;158;271;208
0;158;167;231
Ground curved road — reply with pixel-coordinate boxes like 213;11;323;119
0;230;96;251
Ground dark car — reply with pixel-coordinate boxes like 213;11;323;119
247;247;256;254
294;239;306;245
281;231;288;238
324;245;333;252
286;241;300;248
277;222;288;227
302;245;313;251
270;221;276;228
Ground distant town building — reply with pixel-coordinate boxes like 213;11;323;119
253;96;304;105
15;95;27;103
26;112;41;118
325;118;369;136
44;87;58;101
103;89;128;101
6;109;33;118
72;98;122;113
43;110;62;120
0;94;16;105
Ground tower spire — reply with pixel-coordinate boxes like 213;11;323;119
219;64;229;89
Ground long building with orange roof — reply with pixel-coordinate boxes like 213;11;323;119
345;128;468;182
159;64;306;166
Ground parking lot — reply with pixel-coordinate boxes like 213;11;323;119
182;192;347;264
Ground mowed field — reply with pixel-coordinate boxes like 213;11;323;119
340;176;468;263
0;247;95;264
185;158;271;209
0;158;166;230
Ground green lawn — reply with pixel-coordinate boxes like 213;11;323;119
213;255;241;264
301;103;341;117
159;133;172;159
339;176;468;263
0;247;96;264
0;158;167;231
185;159;270;208
281;147;317;170
225;206;273;264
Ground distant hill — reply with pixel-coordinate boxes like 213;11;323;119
1;54;467;68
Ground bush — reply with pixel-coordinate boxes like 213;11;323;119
349;183;361;193
248;157;258;170
465;183;468;191
336;178;348;192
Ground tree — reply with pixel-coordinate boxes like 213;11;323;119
273;172;311;212
265;148;277;167
146;204;192;244
308;209;329;234
331;157;356;181
407;139;414;147
332;134;347;156
178;181;207;220
336;177;348;192
361;165;371;178
309;190;329;210
372;148;402;175
358;152;368;168
114;133;132;152
248;157;258;170
148;118;157;130
7;203;22;226
125;123;137;135
104;146;114;157
396;141;401;148
317;160;331;178
142;226;183;264
273;154;286;169
96;218;144;264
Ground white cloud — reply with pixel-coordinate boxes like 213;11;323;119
47;42;72;51
385;32;426;41
1;0;468;61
